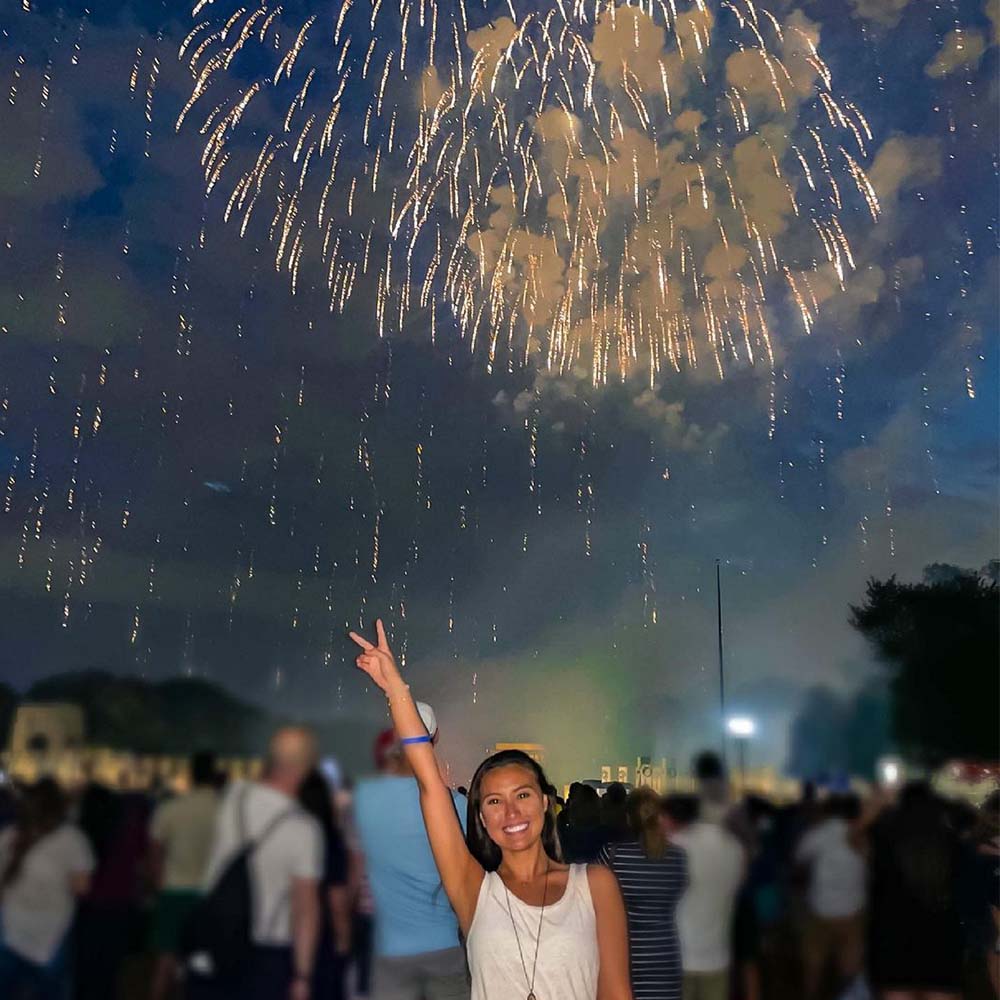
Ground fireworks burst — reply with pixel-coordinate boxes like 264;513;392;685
184;0;879;386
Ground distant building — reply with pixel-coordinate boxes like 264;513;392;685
2;701;260;790
598;758;669;791
8;703;85;756
583;758;796;800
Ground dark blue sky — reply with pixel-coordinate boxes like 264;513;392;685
0;0;996;780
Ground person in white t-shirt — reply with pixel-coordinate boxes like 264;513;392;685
190;727;323;1000
0;777;94;1000
662;793;745;1000
795;794;866;999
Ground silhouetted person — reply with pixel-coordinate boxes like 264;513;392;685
559;783;605;863
868;782;964;1000
960;791;1000;994
601;782;631;844
75;781;150;1000
0;785;17;831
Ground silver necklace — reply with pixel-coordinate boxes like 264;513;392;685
501;862;550;1000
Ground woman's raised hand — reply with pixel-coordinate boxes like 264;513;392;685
348;618;399;693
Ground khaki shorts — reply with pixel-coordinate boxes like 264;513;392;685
372;946;470;1000
802;910;865;983
682;969;729;1000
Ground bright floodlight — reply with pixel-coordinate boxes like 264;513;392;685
878;756;903;787
727;716;756;738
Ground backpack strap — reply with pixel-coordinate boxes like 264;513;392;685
251;803;306;941
252;804;299;852
236;784;250;848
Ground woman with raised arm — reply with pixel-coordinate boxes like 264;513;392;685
350;620;632;1000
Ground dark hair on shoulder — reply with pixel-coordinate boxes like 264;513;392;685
627;788;666;860
298;769;339;839
190;751;217;788
2;778;67;888
465;750;562;872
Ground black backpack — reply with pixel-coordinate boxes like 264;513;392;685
181;786;296;982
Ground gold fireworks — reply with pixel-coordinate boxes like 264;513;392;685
181;0;880;386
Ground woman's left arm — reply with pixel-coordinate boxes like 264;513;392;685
588;864;632;1000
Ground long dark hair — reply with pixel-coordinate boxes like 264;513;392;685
2;778;67;888
465;750;562;872
627;787;666;860
298;769;339;844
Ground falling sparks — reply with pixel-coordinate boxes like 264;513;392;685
0;0;991;706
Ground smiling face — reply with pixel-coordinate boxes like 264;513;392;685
478;763;549;854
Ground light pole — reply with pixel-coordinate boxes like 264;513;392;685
716;559;726;762
727;716;755;792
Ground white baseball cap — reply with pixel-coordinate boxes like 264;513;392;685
416;701;438;739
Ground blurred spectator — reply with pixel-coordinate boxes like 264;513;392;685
960;791;1000;995
353;702;470;1000
559;783;606;863
600;782;631;844
188;726;322;1000
149;751;220;1000
339;768;377;997
75;782;150;1000
0;783;17;831
664;790;745;1000
0;778;94;999
298;769;351;1000
694;751;731;826
868;782;965;1000
795;794;866;998
600;788;687;999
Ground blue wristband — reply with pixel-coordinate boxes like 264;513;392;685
401;735;432;745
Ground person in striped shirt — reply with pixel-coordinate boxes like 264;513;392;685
600;789;688;1000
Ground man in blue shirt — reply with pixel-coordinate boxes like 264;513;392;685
353;702;469;1000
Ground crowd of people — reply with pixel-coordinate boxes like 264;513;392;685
0;622;995;1000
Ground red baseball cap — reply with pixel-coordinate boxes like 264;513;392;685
373;727;398;770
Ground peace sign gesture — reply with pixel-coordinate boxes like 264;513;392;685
349;618;399;693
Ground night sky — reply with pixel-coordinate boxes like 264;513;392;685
1;0;997;783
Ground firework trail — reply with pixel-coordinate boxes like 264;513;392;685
181;0;880;386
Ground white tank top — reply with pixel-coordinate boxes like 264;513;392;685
466;864;599;1000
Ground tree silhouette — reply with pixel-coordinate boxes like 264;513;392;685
13;669;379;775
849;563;999;765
